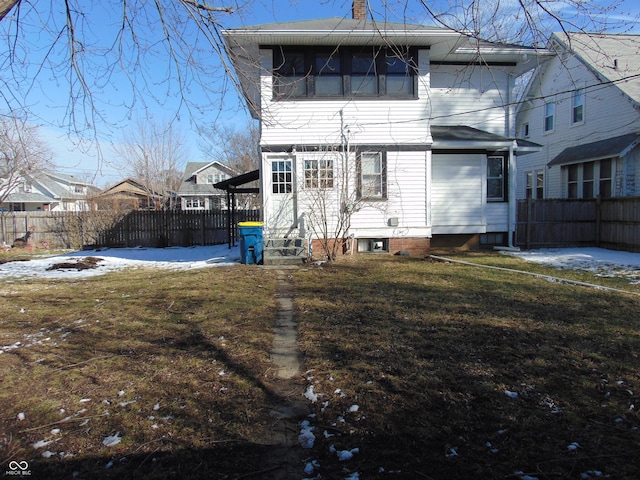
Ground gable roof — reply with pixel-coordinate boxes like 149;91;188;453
178;161;239;196
550;32;640;105
182;161;237;181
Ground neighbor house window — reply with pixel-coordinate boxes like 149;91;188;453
358;152;386;199
525;169;544;199
522;123;529;138
185;198;205;209
565;159;613;199
274;46;416;99
207;174;214;183
304;159;334;188
572;88;585;124
544;101;555;132
74;185;84;194
599;159;612;198
487;155;506;201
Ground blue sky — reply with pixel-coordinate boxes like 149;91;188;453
1;0;638;188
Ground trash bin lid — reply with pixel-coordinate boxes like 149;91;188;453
238;221;264;227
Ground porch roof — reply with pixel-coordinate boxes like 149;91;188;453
431;125;541;152
548;132;640;167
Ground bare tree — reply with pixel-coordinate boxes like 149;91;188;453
0;114;54;205
199;122;260;173
114;120;188;210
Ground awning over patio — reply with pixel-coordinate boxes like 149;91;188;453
548;132;640;167
214;169;260;249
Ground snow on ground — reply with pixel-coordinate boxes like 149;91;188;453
1;245;640;283
0;245;241;280
505;247;640;284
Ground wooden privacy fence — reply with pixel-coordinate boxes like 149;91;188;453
0;209;261;250
516;197;640;252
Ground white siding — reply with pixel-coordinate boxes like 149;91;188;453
516;52;640;199
350;150;429;237
431;154;486;233
430;65;511;135
259;49;431;147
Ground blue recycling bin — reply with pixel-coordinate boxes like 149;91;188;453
238;222;264;265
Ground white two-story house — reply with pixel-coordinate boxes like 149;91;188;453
0;171;95;212
516;32;640;200
223;2;548;256
177;161;238;211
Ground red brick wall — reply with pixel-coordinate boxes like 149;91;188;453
310;237;431;259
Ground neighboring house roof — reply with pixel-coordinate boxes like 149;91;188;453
96;178;159;197
2;192;52;204
548;132;640;167
28;171;93;201
551;32;640;106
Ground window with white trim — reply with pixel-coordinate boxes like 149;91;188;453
304;159;334;189
184;198;205;209
544;101;555;132
272;159;293;194
358;152;386;199
487;155;507;201
572;88;585;124
525;169;544;199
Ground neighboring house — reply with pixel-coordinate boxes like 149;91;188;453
91;178;164;211
177;161;237;211
516;32;640;200
0;171;96;212
222;2;549;254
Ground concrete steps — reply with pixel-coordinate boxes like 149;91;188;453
263;237;307;266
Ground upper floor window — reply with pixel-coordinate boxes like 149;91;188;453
207;174;214;183
358;151;386;199
572;88;585;124
544;101;555;132
521;123;529;138
74;185;85;194
487;155;507;201
274;46;416;99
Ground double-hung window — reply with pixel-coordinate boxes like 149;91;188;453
544;101;555;132
274;50;307;98
358;152;386;199
487;155;506;201
314;50;342;96
525;170;544;199
565;159;613;199
304;159;334;189
572;88;585;124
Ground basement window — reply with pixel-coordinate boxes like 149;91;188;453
357;238;388;253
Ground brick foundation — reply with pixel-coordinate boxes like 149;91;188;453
310;237;431;259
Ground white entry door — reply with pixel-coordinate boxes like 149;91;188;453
268;155;297;233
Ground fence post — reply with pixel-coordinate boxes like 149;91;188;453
526;198;533;250
595;196;601;248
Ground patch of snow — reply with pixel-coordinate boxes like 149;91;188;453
103;432;122;447
299;420;316;449
17;412;25;421
504;390;519;399
0;245;241;280
336;447;359;461
304;385;319;403
567;442;581;451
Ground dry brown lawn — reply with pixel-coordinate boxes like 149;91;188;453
0;251;639;479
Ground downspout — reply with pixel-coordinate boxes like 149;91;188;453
507;141;518;249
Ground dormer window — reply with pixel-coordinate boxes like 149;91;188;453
274;46;416;99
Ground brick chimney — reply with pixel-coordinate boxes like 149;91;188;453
352;0;366;20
